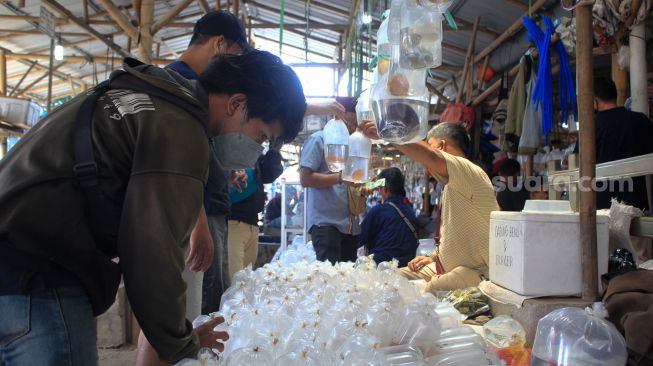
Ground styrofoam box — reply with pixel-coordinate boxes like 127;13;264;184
0;96;43;126
489;210;609;296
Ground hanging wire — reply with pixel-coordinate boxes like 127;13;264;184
279;0;286;56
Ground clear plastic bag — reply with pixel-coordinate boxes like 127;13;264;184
342;131;371;183
482;315;526;349
399;2;443;69
322;119;350;172
531;302;628;366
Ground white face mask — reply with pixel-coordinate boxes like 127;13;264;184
214;112;264;170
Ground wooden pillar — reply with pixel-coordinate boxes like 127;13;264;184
611;52;628;106
233;0;239;16
576;4;598;301
217;0;221;10
0;49;6;96
457;16;480;103
139;0;154;64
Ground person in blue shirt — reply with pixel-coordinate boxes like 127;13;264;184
360;167;419;267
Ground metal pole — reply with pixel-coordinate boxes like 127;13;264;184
47;37;55;113
576;3;598;301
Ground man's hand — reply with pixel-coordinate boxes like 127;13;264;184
187;208;214;272
359;119;380;140
408;256;433;272
195;316;229;352
306;100;346;118
230;170;248;192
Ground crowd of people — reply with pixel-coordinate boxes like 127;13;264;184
1;7;651;366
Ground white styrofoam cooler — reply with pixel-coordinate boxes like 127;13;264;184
0;96;43;126
489;210;609;296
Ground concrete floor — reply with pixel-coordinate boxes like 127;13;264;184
98;346;137;366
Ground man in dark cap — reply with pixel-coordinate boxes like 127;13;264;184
300;97;362;263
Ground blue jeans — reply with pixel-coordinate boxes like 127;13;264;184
0;286;97;365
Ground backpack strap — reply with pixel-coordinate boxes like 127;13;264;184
387;202;418;240
72;78;119;257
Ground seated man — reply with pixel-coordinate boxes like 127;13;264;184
360;122;499;293
359;168;419;267
265;194;282;228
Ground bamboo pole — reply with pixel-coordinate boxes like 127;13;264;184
473;0;548;64
83;0;89;23
4;53;174;64
197;0;210;14
456;16;480;103
13;62;66;97
152;0;195;34
217;0;221;10
611;52;628;106
576;3;598;301
233;0;239;16
139;0;155;64
96;0;139;39
629;22;648;115
0;49;6;96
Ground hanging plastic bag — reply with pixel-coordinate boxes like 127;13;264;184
531;302;628;366
399;1;443;69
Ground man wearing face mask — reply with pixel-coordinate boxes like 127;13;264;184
0;51;306;365
359;122;499;294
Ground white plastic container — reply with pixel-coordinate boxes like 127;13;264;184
489;208;609;296
342;131;371;183
322;118;349;172
0;96;42;126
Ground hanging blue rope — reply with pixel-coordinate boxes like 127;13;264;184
551;17;577;125
523;16;578;144
523;16;553;144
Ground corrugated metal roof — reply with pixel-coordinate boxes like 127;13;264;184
0;0;558;106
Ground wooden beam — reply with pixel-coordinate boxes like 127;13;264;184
576;3;598;301
0;49;5;96
457;16;480;102
473;0;548;64
152;0;195;34
41;0;131;58
139;0;155;64
132;0;142;25
5;52;173;65
197;0;211;14
0;29;88;38
95;0;139;39
233;0;239;16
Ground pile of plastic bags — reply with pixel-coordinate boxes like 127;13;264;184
178;243;502;365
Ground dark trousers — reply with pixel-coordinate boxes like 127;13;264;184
310;225;358;264
202;214;229;314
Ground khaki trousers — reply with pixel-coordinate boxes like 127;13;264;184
227;220;259;278
400;264;483;294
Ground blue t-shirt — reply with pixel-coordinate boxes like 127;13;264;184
300;131;359;235
359;195;419;267
167;61;198;79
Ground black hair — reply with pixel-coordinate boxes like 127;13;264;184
189;33;239;48
378;167;405;196
594;77;617;102
427;122;470;153
499;158;521;177
199;50;307;142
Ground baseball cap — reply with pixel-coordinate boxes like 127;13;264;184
191;10;252;52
